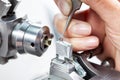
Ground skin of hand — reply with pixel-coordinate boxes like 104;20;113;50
54;0;120;71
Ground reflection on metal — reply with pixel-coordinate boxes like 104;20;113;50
0;0;53;64
39;41;85;80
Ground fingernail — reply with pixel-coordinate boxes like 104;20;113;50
70;23;91;35
55;0;71;15
87;37;99;49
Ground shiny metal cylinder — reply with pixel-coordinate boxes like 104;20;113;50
12;22;29;53
23;25;44;56
12;22;52;56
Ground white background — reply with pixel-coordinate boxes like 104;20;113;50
0;0;99;80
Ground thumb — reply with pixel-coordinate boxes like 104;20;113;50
54;0;72;16
81;0;120;23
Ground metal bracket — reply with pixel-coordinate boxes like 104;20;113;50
38;40;86;80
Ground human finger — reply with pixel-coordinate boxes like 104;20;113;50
64;36;99;51
54;14;92;38
54;0;72;16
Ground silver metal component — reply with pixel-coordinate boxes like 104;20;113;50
0;19;18;58
0;0;20;21
50;41;76;80
37;72;84;80
35;74;66;80
12;22;30;53
23;25;44;56
0;0;53;63
0;0;11;17
72;59;86;77
40;41;85;80
56;41;73;60
50;59;76;80
62;0;82;37
12;21;53;56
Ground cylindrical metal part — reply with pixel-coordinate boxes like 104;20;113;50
12;22;30;53
12;21;53;56
23;25;44;56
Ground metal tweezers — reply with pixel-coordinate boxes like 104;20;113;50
62;0;82;37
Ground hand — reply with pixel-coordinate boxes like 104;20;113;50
54;0;120;71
